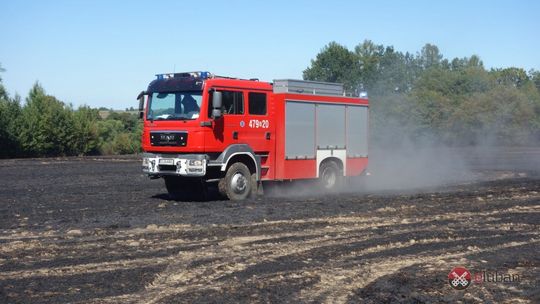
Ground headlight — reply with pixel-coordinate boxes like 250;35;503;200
188;159;203;166
142;158;149;168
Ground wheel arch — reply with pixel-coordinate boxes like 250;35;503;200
316;149;346;177
318;156;344;174
217;144;261;180
225;153;257;175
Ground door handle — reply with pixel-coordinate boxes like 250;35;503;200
265;132;271;140
200;121;212;127
232;131;238;140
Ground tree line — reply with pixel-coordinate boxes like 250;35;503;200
304;41;540;146
2;41;540;158
0;67;141;158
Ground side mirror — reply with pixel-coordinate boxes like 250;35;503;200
211;90;223;119
212;108;222;119
212;91;222;109
137;91;146;119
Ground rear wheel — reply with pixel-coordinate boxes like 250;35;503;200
319;160;343;192
164;176;206;201
219;162;253;200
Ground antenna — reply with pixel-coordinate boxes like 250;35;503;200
173;64;176;73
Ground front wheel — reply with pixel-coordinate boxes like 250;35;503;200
219;162;253;200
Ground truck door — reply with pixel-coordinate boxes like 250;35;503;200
244;92;275;180
205;89;275;180
205;89;245;150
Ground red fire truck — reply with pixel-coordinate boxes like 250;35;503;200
138;72;368;200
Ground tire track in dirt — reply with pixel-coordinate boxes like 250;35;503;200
1;194;538;303
126;197;539;303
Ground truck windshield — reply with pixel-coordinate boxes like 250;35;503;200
147;91;202;120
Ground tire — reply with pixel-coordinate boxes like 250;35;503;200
220;162;253;200
250;173;259;198
164;176;206;201
319;160;343;192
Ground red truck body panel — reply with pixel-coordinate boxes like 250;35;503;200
142;74;369;182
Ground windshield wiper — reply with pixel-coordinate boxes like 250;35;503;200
172;114;192;120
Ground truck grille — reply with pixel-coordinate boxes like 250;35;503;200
150;132;188;147
158;164;177;172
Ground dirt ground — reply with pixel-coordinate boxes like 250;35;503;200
0;148;539;303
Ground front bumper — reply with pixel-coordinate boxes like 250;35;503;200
142;153;207;177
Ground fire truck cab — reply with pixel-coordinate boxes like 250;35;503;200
138;72;368;200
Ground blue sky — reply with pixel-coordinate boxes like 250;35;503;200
1;0;539;109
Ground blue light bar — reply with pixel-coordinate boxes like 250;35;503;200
155;71;213;80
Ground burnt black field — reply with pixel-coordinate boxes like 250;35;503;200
0;149;539;303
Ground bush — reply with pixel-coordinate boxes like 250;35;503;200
95;117;141;155
18;84;77;156
73;106;101;155
0;80;142;158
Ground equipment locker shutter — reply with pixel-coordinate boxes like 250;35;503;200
317;104;346;149
285;101;315;159
346;106;368;157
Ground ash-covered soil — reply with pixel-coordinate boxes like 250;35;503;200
0;149;539;303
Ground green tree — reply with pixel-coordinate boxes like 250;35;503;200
95;112;142;155
96;119;124;150
0;95;22;156
73;106;100;155
451;85;540;144
491;67;529;87
303;41;359;91
107;111;139;132
418;43;443;70
0;65;23;157
303;40;540;146
1;67;143;157
18;83;77;156
112;132;140;154
353;40;384;90
530;69;540;93
0;64;6;100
